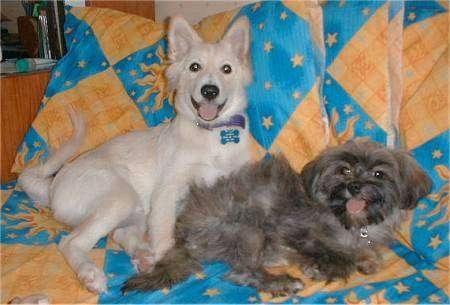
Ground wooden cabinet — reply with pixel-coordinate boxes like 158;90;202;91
1;70;51;182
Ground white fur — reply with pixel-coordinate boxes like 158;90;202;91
19;15;252;293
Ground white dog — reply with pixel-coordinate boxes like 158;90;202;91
19;15;252;293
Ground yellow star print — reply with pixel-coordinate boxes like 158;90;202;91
258;23;265;30
161;287;170;295
429;294;441;303
326;297;337;303
54;71;61;78
262;116;274;130
280;11;288;20
264;41;274;53
264;82;272;90
77;60;87;68
248;296;258;302
203;288;220;297
394;282;410;294
365;121;374;130
195;272;205;279
432;149;443;159
362;8;370;16
291;54;305;68
416;220;426;227
428;234;442;249
408;12;416;21
252;2;261;12
418;203;427;210
292;91;301;99
326;33;338;47
343;104;354;114
129;69;138;77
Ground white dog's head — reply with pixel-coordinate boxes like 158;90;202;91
166;16;252;124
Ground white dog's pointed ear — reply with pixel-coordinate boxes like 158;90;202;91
221;17;250;61
168;15;202;61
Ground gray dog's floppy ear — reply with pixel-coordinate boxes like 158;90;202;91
168;15;202;62
221;17;250;62
301;156;322;198
393;150;432;209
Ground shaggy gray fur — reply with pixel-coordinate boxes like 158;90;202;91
123;139;431;295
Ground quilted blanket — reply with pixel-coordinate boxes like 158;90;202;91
1;1;448;303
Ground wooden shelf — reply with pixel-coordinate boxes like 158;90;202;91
1;70;51;182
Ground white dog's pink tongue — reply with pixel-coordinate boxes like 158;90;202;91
198;103;219;121
346;199;367;214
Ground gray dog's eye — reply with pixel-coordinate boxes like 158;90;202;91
189;62;202;72
341;167;352;175
373;171;384;179
221;64;232;74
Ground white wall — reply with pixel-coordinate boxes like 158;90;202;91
155;0;255;24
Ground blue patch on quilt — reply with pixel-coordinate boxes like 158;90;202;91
46;10;110;98
235;1;321;150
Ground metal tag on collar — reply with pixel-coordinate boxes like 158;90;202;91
360;226;373;247
220;129;240;145
360;226;369;238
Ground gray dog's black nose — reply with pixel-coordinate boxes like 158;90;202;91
348;182;361;195
201;85;220;100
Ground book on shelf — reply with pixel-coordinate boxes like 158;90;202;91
37;1;66;60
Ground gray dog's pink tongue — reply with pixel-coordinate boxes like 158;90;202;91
198;103;219;121
346;199;367;214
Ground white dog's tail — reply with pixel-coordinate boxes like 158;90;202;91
18;106;86;206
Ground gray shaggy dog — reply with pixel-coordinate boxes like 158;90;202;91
123;139;431;295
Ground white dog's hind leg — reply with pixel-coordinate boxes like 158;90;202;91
59;184;139;293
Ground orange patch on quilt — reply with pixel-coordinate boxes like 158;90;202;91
327;4;390;130
270;80;327;172
1;244;103;304
70;7;164;65
30;68;148;162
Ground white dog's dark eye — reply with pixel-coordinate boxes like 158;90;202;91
341;167;352;175
373;171;384;179
189;62;202;72
222;64;232;74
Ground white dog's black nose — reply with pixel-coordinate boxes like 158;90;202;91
201;85;220;100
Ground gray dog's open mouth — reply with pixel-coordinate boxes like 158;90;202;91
191;97;226;121
346;198;367;215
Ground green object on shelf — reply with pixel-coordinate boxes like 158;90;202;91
15;58;57;72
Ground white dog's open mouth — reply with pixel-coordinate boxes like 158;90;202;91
191;97;226;121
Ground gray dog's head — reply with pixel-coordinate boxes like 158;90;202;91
301;138;432;229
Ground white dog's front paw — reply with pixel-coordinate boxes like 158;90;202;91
132;249;155;272
78;262;107;293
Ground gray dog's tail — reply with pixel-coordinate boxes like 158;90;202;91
122;245;201;293
18;105;85;206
